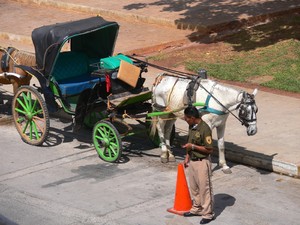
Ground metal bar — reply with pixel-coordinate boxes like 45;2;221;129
0;72;26;79
147;102;205;117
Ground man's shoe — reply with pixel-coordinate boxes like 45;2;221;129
183;212;199;217
200;217;214;224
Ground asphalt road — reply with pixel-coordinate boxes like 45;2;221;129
0;114;300;225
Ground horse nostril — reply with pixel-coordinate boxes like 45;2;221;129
250;129;257;136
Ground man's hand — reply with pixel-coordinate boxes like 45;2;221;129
182;143;192;149
184;154;190;168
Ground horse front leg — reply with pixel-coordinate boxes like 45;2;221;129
11;79;20;95
216;125;232;174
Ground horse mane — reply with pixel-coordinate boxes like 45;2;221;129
12;49;36;66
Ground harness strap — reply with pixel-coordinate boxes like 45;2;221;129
200;95;226;115
184;76;202;106
1;47;15;72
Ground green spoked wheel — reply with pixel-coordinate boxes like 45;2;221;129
93;120;122;162
12;86;50;146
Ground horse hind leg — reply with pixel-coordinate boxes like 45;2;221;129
216;125;232;174
156;116;176;163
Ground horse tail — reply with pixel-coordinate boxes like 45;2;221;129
149;116;158;139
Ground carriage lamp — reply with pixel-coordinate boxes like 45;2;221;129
111;72;118;79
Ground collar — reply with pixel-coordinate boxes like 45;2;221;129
192;120;202;130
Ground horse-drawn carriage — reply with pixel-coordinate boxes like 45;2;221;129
10;16;156;162
6;16;258;172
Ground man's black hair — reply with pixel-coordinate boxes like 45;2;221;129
184;106;200;118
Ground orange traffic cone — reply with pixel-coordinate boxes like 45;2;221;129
167;163;192;215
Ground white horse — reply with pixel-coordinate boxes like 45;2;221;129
151;73;258;174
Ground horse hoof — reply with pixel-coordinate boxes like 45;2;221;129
222;168;232;174
161;157;168;163
168;156;176;162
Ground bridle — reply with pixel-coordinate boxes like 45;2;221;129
236;93;258;127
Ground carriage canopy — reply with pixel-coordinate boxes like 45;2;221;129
32;16;119;75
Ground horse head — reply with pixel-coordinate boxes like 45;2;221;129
238;89;258;136
0;47;35;94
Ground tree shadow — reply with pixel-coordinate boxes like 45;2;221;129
123;0;300;52
199;12;300;52
42;162;127;188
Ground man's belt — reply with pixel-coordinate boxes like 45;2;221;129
190;156;208;161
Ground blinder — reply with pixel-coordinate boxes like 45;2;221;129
238;92;258;126
1;47;15;72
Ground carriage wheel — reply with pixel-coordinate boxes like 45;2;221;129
93;120;122;162
12;85;50;146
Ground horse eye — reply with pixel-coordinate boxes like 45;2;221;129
239;108;247;118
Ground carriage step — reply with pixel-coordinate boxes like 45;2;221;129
108;88;151;108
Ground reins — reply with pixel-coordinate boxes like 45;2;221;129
127;54;249;127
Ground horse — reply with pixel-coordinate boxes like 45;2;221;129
151;73;258;174
0;47;35;94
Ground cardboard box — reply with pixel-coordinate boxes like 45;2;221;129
117;60;141;87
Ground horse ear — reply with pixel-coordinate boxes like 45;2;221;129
252;88;258;97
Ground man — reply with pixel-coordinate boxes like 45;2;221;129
182;106;215;224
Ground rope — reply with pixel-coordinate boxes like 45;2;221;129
121;111;176;122
126;54;198;78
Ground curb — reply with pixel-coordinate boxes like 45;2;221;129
16;0;300;33
219;148;300;178
0;32;32;45
175;130;299;178
0;32;191;56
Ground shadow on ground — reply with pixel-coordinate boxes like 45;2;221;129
0;214;19;225
124;1;300;52
0;91;12;115
214;193;236;218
